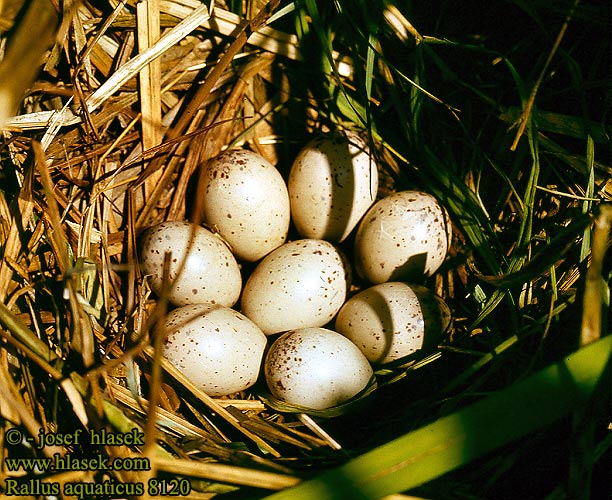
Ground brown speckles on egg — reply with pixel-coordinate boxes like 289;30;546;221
200;149;290;262
264;327;373;410
138;221;242;307
241;239;349;335
354;190;452;284
335;282;451;365
163;303;267;397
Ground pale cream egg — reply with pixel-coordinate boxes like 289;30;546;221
264;327;373;410
163;303;267;397
200;149;291;262
288;131;378;243
241;239;349;335
335;282;451;364
139;221;242;307
354;191;452;283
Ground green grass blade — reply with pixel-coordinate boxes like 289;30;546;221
336;91;374;133
266;1;297;25
515;107;541;256
294;2;310;39
365;34;376;102
469;288;509;331
264;335;612;500
302;0;366;127
580;135;595;262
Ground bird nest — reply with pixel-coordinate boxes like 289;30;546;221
0;1;610;499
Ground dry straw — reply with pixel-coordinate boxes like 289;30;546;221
0;0;336;495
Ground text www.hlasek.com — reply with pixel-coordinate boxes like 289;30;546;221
5;453;150;472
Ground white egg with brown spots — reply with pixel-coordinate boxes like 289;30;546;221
201;149;291;262
164;303;267;396
200;149;291;262
264;327;373;410
335;282;451;364
139;221;242;307
354;191;452;283
288;131;379;243
241;239;349;335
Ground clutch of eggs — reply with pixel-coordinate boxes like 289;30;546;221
138;143;453;410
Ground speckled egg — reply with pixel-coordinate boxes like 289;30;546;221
200;149;291;262
139;221;242;307
335;282;451;364
354;191;452;283
164;303;267;396
241;239;349;335
288;131;379;243
264;327;373;410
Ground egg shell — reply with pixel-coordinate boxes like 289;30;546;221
264;327;373;410
241;239;349;335
335;282;451;364
288;131;379;243
139;221;242;307
200;149;291;262
354;191;452;283
164;303;267;396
